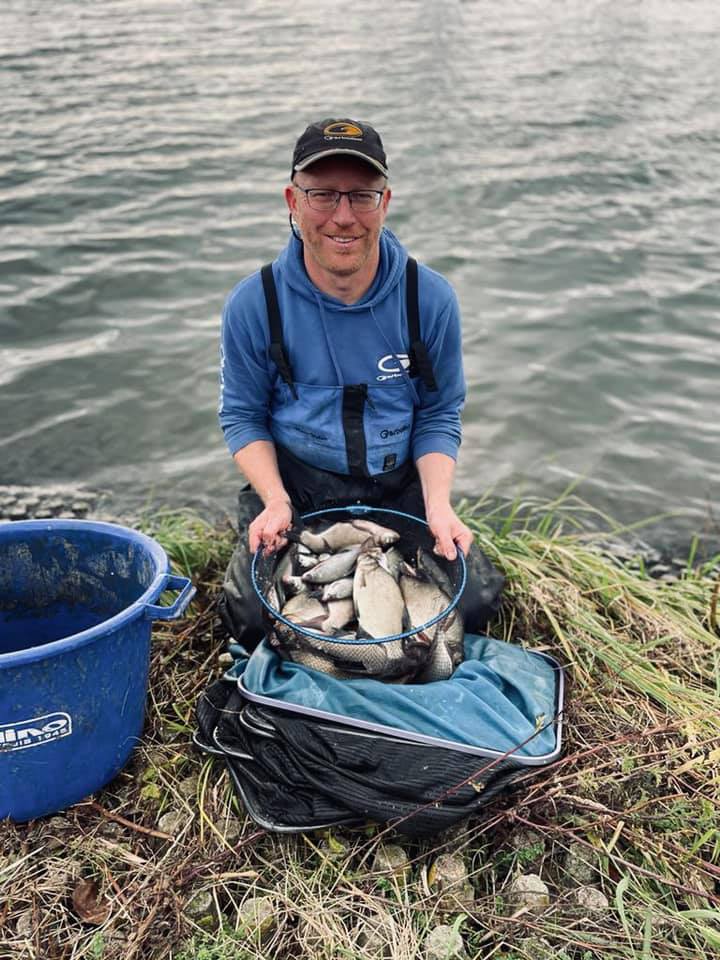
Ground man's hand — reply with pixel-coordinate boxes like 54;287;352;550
248;496;293;555
426;501;473;561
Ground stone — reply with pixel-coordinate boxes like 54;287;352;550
515;936;569;959
372;843;410;877
217;651;235;668
508;873;550;912
426;853;475;912
71;501;91;515
185;889;217;930
15;912;35;939
158;809;186;837
354;908;398;958
236;895;276;940
563;842;598;885
509;828;546;867
8;506;28;520
423;924;467;960
177;776;198;800
574;885;609;912
34;509;53;519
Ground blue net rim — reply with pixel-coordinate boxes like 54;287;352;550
251;505;467;646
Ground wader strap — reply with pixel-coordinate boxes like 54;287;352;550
342;384;369;478
261;263;298;400
405;257;438;392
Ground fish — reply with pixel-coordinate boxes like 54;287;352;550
291;630;430;680
416;547;455;599
280;572;309;598
301;543;364;584
350;518;401;547
399;573;447;636
320;577;354;601
321;598;356;632
353;549;406;638
416;632;455;683
384;546;404;581
280;594;326;624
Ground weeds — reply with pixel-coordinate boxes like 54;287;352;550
1;502;719;959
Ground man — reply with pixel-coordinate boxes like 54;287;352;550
218;118;501;647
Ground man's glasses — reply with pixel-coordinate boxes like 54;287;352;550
294;185;385;213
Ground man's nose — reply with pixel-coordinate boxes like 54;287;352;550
331;194;357;223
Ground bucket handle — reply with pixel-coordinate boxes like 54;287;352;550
144;573;196;621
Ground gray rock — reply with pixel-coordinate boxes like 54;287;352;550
426;853;474;911
71;500;91;515
177;776;199;800
237;895;276;940
217;651;235;668
508;873;550;912
574;885;609;912
8;506;28;520
515;936;569;959
15;912;35;939
423;924;467;960
185;888;217;930
158;809;186;837
509;828;546;867
563;842;598;885
372;843;410;877
354;908;398;958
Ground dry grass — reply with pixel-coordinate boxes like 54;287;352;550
1;501;719;960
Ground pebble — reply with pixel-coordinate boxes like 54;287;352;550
574;885;609;913
15;912;35;939
158;809;186;837
563;842;598;885
509;828;546;867
354;908;398;958
508;873;550;912
236;895;276;940
515;936;569;959
185;888;217;930
426;853;475;912
177;776;199;800
372;843;410;877
423;924;467;960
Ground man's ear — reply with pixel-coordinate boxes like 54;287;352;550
284;184;297;214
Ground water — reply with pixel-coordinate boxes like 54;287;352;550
1;0;719;541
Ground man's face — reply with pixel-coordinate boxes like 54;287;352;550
285;156;391;281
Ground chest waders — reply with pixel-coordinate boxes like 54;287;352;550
219;259;504;649
260;257;438;510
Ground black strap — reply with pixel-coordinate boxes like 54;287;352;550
261;263;298;400
262;258;437;398
405;257;438;392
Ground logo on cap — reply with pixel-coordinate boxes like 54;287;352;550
323;122;363;139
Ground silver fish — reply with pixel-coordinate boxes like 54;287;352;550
353;549;406;638
301;544;363;584
416;547;454;599
399;574;447;637
351;518;401;547
299;522;373;554
384;546;404;581
416;633;455;683
321;598;355;632
281;594;326;624
299;630;431;679
435;605;464;669
287;646;354;679
320;577;354;601
281;572;309;597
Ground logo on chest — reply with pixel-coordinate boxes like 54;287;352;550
376;354;410;381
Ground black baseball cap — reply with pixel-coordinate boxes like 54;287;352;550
291;118;388;178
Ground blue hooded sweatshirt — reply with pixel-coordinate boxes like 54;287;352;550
218;228;465;476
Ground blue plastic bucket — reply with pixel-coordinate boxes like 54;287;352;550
0;519;195;821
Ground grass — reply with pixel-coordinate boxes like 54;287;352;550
1;501;719;959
